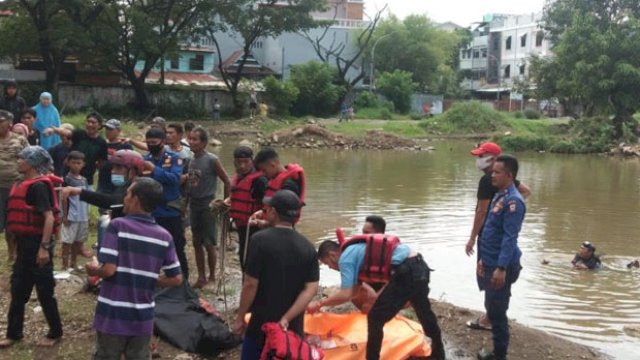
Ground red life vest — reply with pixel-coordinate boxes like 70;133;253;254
230;170;264;227
6;175;62;236
340;233;401;283
264;163;306;223
260;322;324;360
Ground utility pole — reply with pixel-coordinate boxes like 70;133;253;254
370;32;394;92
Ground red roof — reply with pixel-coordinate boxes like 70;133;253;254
0;10;14;16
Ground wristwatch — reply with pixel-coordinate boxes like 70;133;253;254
40;242;54;250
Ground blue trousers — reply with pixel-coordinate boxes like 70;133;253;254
241;336;261;360
482;263;521;359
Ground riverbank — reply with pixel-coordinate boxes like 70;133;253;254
0;231;608;360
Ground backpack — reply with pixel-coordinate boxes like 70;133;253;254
260;323;324;360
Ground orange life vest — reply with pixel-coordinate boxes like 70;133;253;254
6;175;62;236
264;163;305;223
340;233;401;283
230;170;264;227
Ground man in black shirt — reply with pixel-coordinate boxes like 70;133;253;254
0;146;63;348
97;119;132;193
231;190;319;360
572;241;601;270
46;112;108;187
1;81;26;125
466;142;530;331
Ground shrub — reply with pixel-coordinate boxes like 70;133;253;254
498;134;551;152
380;108;393;120
290;61;344;117
263;76;299;116
514;111;524;119
354;92;379;109
410;113;423;121
376;70;416;114
439;101;506;132
524;109;542;119
549;140;579;153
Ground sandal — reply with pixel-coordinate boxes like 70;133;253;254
466;318;492;331
36;336;60;347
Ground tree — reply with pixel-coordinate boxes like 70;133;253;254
207;0;327;118
290;61;343;117
376;70;416;113
89;0;216;111
305;4;387;102
0;0;102;95
534;0;640;137
263;76;299;116
371;15;461;92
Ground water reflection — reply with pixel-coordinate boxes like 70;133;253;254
213;141;640;359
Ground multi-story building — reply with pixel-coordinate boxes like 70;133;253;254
460;12;553;95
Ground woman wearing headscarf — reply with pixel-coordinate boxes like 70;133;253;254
32;92;61;150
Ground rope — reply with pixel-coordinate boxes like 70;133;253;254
211;200;231;316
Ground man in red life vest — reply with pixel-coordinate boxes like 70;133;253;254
250;147;305;228
1;146;63;348
224;146;267;270
309;216;445;360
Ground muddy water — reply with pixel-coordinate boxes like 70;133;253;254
215;141;640;359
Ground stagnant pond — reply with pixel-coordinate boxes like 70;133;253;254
215;140;640;359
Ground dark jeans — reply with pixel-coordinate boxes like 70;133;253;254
366;255;445;360
156;216;189;281
237;226;258;271
482;263;522;359
7;237;63;340
94;332;150;360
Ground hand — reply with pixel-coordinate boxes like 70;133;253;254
63;218;70;227
307;300;323;314
144;161;155;173
491;268;506;289
223;197;231;207
278;317;289;331
230;318;245;336
121;138;130;144
58;186;82;201
85;261;100;276
465;238;476;256
36;247;50;267
476;260;485;278
43;127;55;136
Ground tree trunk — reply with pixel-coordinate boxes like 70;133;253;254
44;66;59;98
230;82;243;118
131;77;151;112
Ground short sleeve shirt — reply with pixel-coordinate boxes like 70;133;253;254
339;243;411;289
71;130;108;185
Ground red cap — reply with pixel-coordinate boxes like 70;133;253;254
470;142;501;156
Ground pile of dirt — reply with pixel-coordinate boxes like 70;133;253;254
260;124;425;151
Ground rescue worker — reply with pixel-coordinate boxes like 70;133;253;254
1;146;63;348
143;128;189;280
252;147;305;227
224;146;267;270
310;216;445;360
476;155;526;360
571;241;601;270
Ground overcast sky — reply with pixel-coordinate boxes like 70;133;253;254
367;0;546;27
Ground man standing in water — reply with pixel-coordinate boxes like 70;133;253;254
467;142;529;331
477;155;526;360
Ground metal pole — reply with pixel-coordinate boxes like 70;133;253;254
370;32;394;92
281;47;285;80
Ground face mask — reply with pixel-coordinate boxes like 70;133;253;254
111;174;126;187
476;156;493;171
148;143;163;155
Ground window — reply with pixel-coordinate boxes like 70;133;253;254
189;54;204;71
467;49;472;58
493;37;500;51
473;50;480;59
170;55;179;70
461;50;466;59
482;49;487;58
519;64;526;75
505;36;512;50
504;65;511;79
521;34;527;47
251;41;263;49
536;31;544;47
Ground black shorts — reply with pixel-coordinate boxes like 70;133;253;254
249;102;257;110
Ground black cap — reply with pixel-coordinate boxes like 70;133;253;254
254;146;279;165
581;241;596;252
234;146;254;159
263;190;302;222
145;127;166;140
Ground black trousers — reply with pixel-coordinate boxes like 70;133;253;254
236;226;258;271
7;237;63;340
156;216;189;281
366;255;445;360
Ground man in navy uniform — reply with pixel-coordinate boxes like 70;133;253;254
143;128;188;280
477;155;526;360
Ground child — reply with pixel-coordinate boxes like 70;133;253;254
32;92;61;150
85;177;182;359
61;151;90;270
11;123;29;138
47;123;74;177
20;108;41;146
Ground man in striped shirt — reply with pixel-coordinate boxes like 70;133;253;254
85;177;182;359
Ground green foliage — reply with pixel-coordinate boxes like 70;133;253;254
376;70;416;114
290;61;344;117
410;113;423;121
498;135;552;152
354;92;379;109
524;109;542;119
263;76;299;116
514;111;524;119
380;108;393;120
435;101;507;133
